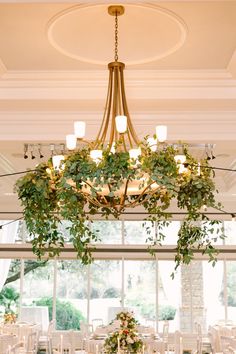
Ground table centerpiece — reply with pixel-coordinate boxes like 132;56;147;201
103;311;144;354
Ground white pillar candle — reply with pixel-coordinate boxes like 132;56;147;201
96;344;99;354
117;336;120;353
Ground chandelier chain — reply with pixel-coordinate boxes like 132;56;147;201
114;11;118;61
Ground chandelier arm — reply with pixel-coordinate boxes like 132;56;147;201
94;66;113;147
121;133;127;152
120;68;140;146
120;177;130;209
80;180;105;200
127;182;160;206
107;183;113;193
125;185;161;209
127;129;134;149
102;67;114;145
109;66;118;147
81;184;111;207
86;194;106;208
120;176;131;208
115;127;118;144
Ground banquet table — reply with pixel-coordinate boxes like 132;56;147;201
85;335;165;354
20;306;49;332
142;337;165;354
1;322;40;340
86;338;105;353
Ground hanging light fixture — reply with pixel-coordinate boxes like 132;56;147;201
63;5;170;212
15;5;223;268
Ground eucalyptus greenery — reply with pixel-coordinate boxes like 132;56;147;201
15;139;224;268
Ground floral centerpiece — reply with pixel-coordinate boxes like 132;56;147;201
116;311;138;329
4;312;17;324
103;311;143;354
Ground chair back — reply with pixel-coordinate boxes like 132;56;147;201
9;342;23;354
174;330;183;354
163;321;169;342
48;319;56;336
80;322;93;337
92;318;103;330
220;335;232;353
228;346;236;354
26;330;39;353
195;322;202;354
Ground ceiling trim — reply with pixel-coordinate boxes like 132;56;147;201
0;70;235;102
0;0;234;3
1;69;233;81
0;57;7;77
0;85;236;100
0;111;236;141
228;48;236;79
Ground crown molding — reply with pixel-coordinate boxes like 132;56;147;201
228;48;236;79
0;0;234;3
0;57;7;78
1;68;233;81
0;111;236;141
0;70;236;100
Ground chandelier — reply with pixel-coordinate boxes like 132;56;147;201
15;5;223;269
63;5;169;213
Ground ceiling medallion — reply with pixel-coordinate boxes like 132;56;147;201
47;3;187;65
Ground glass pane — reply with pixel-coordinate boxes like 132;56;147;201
224;221;236;245
91;221;122;244
158;261;180;332
124;221;154;244
226;261;236;322
0;259;21;322
56;260;88;330
159;221;180;245
202;221;224;245
203;260;224;327
90;260;121;326
21;260;54;332
124;260;156;326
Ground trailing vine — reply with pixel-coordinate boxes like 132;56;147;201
15;141;224;268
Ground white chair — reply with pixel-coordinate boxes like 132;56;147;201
195;322;203;354
162;320;169;354
38;319;55;354
68;330;83;353
228;346;236;354
209;331;222;354
0;335;18;354
8;342;24;354
80;322;93;351
169;331;183;354
172;331;183;354
80;322;93;336
220;335;232;354
26;330;39;354
8;331;39;354
92;318;103;330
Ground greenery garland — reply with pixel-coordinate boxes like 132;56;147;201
15;140;224;268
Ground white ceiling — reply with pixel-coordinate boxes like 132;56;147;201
0;0;236;218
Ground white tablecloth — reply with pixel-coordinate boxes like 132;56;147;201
20;306;48;332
